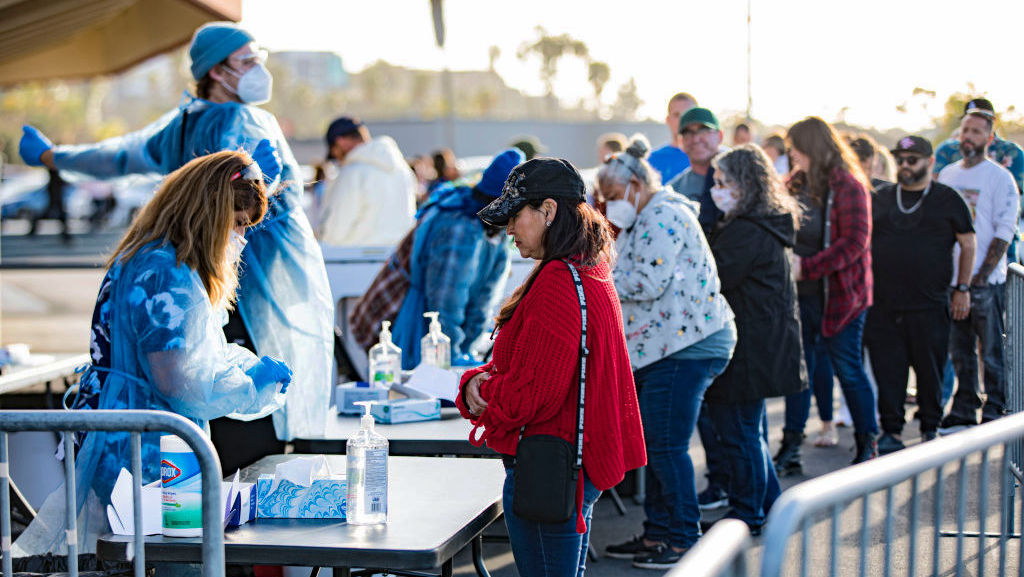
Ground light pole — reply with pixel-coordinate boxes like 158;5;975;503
431;0;456;150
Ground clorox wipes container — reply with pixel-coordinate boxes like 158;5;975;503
161;435;202;537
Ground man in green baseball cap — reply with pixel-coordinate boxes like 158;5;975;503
667;107;725;232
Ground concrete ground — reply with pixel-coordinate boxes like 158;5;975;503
3;230;1019;576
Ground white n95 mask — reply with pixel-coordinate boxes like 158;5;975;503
710;186;738;215
227;230;248;263
223;64;273;105
606;183;639;230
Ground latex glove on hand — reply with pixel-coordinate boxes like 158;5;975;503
254;355;292;394
19;125;53;166
251;139;281;184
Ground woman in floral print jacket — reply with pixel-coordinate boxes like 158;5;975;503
599;135;736;569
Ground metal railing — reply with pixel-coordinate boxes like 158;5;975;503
665;519;750;577
0;410;224;577
1006;264;1024;467
759;412;1024;577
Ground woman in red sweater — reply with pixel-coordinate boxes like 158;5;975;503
457;158;646;577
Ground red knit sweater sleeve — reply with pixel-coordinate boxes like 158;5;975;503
474;266;582;440
456;362;494;420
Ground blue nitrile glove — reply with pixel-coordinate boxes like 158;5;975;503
19;125;53;166
254;355;292;394
251;139;281;184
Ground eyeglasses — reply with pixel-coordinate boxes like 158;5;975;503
894;155;923;166
231;162;264;182
228;49;268;68
681;126;715;138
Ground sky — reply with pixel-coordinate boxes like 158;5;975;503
240;0;1024;132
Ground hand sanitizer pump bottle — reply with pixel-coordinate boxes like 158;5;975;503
346;401;388;524
368;321;402;388
420;312;451;369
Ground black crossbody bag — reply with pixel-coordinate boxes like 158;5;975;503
512;260;588;524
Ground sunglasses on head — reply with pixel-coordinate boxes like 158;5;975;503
231;161;263;182
894;155;923;167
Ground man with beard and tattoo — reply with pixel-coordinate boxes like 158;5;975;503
864;136;975;454
938;111;1020;430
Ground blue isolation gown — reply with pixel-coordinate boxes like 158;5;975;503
50;95;333;441
13;242;287;556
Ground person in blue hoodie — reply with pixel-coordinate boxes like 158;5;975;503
17;22;333;452
391;148;525;369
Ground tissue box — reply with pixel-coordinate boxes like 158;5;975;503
335;381;389;415
256;474;346;519
370;398;441;424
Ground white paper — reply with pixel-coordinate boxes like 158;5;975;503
268;455;332;495
404;364;459;402
107;468;161;536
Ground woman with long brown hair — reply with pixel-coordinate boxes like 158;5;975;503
773;116;879;473
14;150;292;557
456;158;646;576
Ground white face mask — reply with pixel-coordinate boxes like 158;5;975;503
606;183;640;230
222;64;273;105
710;185;738;214
227;230;248;263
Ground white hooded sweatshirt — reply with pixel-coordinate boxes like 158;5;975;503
319;135;417;246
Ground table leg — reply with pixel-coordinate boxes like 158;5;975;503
471;535;490;577
607;486;627;516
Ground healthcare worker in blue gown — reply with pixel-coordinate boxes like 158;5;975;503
13;150;292;557
18;22;334;454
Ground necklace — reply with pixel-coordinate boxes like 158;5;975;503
896;183;931;214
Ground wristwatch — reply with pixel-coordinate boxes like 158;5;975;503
955;283;970;293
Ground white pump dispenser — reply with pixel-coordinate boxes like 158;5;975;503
368;320;402;388
346;401;388;525
420;312;451;369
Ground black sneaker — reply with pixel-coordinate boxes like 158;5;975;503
877;433;906;455
605;535;659;560
697;485;729;511
921;430;937;442
632;543;686;570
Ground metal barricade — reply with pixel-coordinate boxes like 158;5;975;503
759;413;1024;577
1006;264;1024;467
667;519;751;577
0;410;224;577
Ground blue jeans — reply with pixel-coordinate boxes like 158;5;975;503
704;399;781;528
948;284;1008;422
635;356;729;548
784;295;879;435
698;402;729;492
503;467;601;577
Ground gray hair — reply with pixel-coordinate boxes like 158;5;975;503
596;133;662;191
713;144;800;226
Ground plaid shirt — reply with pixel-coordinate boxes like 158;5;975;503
349;227;415;350
800;168;873;337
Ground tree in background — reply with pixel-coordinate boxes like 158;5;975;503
611;77;643;121
587;61;610;114
516;26;590;115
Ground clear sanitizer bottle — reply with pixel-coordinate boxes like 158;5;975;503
368;321;402;388
346;401;388;525
420;312;451;369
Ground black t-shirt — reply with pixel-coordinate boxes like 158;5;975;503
871;181;974;311
794;188;826;296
